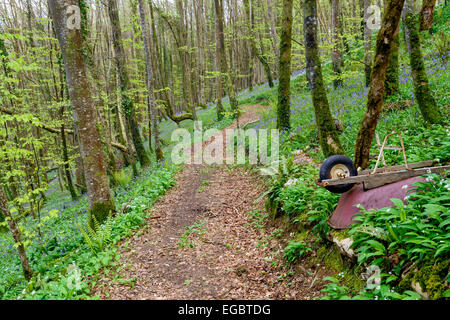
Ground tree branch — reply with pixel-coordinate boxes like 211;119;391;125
0;106;128;153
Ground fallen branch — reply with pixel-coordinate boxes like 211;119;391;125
0;106;73;134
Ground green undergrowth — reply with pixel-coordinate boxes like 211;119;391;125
317;173;449;300
258;5;450;300
345;173;450;300
267;160;449;299
0;163;178;299
270;216;367;294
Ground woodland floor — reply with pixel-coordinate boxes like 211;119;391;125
93;105;331;300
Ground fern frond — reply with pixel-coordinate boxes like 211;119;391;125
76;211;113;255
76;221;96;254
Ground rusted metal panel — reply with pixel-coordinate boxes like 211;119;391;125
328;176;426;230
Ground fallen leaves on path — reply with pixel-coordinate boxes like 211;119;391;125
93;105;330;300
93;165;327;300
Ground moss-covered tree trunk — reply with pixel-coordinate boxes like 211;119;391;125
49;0;115;225
403;0;442;124
385;34;400;97
0;187;33;281
304;0;345;158
420;0;436;31
214;0;225;121
362;0;373;87
108;0;150;168
277;0;294;131
354;0;406;170
74;137;86;192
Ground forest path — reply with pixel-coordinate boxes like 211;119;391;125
94;105;325;299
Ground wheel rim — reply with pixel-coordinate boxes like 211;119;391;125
330;164;351;179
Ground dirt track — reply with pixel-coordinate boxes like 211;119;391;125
93;105;328;300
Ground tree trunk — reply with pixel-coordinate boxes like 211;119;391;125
420;0;436;31
148;2;193;125
214;0;238;118
331;0;343;88
362;0;373;87
195;0;207;108
384;33;400;97
107;0;150;168
364;0;373;87
354;0;406;170
61;123;77;200
403;0;442;124
266;0;279;59
49;0;115;225
243;0;274;88
277;0;294;131
175;0;197;122
214;0;225;121
138;0;163;162
384;0;400;98
0;187;33;281
304;0;345;157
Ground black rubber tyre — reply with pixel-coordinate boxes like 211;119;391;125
319;155;357;194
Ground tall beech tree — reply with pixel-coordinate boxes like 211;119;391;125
420;0;436;30
403;0;442;124
362;0;372;87
331;0;343;88
137;0;163;162
385;0;400;97
354;0;406;170
214;0;238;119
107;0;151;168
277;0;294;131
384;33;400;97
243;0;274;88
214;0;226;120
175;0;198;122
304;0;345;157
49;0;115;225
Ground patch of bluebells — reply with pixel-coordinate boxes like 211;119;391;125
0;162;177;298
247;49;448;161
